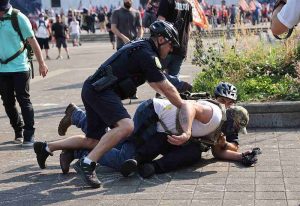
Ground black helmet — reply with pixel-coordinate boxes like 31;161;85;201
214;82;237;101
149;20;180;48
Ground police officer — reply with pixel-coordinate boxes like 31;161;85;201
33;20;196;188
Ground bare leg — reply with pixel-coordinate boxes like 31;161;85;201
57;48;61;57
48;134;99;152
64;47;70;57
212;147;243;161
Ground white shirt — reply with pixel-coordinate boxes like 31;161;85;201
35;19;49;38
153;98;223;137
69;20;80;34
277;0;300;29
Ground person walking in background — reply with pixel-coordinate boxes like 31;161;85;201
34;13;51;59
143;0;160;29
97;8;107;33
69;16;81;46
111;0;143;50
155;0;193;98
106;22;115;49
51;14;70;59
0;0;48;145
157;0;193;77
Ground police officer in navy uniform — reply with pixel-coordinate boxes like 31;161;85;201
33;20;196;188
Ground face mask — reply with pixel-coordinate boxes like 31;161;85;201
124;2;132;9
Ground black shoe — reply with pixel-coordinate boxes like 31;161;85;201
120;159;138;177
241;152;257;167
33;142;53;169
155;93;164;99
130;94;138;100
58;103;77;136
73;159;101;188
14;130;23;143
138;163;155;178
177;82;193;93
60;150;75;174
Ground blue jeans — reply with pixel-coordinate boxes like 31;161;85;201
161;54;184;77
165;74;190;93
73;99;157;170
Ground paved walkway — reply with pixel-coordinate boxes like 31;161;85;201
0;42;299;206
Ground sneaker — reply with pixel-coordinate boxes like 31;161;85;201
178;82;193;93
60;150;75;174
58;103;77;136
22;129;35;147
67;55;70;59
33;142;53;169
14;130;23;143
120;159;138;177
46;56;51;60
155;93;164;99
56;55;63;60
138;163;155;178
22;137;35;147
73;159;101;188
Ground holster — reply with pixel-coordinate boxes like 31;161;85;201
89;66;118;92
117;78;137;99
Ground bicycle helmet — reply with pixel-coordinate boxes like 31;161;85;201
149;20;180;48
214;82;237;101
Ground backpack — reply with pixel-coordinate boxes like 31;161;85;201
36;19;49;37
0;9;34;77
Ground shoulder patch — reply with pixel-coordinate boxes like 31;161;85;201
154;57;162;69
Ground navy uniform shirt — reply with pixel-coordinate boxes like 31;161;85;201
103;38;166;87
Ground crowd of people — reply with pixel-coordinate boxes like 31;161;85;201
23;0;281;61
200;0;277;27
1;0;299;189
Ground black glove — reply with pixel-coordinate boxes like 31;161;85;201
241;152;258;167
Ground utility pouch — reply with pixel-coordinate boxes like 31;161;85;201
91;66;118;92
117;78;137;99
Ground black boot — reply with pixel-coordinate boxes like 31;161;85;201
138;163;155;178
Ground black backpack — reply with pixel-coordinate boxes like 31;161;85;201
0;9;34;77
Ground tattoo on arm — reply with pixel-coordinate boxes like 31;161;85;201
179;106;188;131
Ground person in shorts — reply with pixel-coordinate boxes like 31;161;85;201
51;14;70;59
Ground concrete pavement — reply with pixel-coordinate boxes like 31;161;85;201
0;42;300;206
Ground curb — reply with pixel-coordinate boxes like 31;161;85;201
239;101;300;128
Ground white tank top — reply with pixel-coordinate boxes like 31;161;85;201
153;98;223;137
